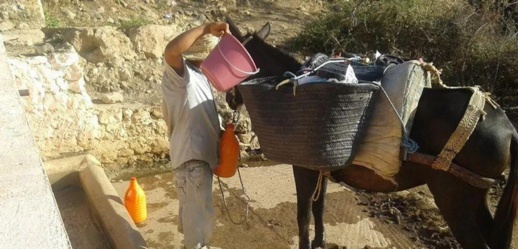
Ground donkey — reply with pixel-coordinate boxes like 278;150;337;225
224;18;518;249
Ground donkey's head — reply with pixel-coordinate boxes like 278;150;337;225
224;16;302;110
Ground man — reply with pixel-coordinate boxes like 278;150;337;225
161;21;230;249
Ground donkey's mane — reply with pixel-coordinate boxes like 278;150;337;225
251;33;302;72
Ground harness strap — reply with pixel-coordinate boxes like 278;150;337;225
432;87;487;171
408;152;499;189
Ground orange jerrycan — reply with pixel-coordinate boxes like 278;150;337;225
214;123;240;178
124;177;147;224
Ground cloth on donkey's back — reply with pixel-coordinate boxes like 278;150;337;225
352;60;431;180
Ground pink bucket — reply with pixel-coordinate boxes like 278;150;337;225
201;34;259;92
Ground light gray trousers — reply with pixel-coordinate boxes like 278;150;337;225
173;160;214;249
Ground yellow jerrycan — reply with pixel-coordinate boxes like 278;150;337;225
124;177;147;224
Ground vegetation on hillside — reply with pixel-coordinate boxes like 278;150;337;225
288;0;518;105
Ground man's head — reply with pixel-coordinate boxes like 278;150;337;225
184;34;219;64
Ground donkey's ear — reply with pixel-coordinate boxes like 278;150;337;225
225;15;244;41
256;22;271;40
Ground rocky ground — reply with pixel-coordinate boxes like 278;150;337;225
31;0;507;248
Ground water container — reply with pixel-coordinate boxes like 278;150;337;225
201;34;259;92
124;177;147;224
214;124;239;178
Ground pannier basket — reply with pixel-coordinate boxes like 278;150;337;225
237;76;380;170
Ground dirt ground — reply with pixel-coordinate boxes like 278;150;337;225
47;154;505;249
113;161;501;249
111;164;444;249
42;0;506;248
111;161;505;249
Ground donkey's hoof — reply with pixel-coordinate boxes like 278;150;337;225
311;240;328;249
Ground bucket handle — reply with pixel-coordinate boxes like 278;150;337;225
217;36;260;76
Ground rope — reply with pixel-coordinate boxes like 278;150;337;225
232;109;240;132
402;138;420;153
275;59;351;96
217;167;251;225
419;62;447;88
311;170;325;201
216;109;250;225
377;84;420;154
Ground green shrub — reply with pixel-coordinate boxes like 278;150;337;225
287;0;518;101
120;17;150;30
45;15;60;28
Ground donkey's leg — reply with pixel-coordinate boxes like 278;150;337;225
293;166;321;249
477;199;494;243
427;172;491;249
311;177;328;249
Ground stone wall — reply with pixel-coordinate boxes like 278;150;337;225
7;23;261;169
2;0;265;169
8;45;169;168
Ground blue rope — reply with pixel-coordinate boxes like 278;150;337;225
377;85;420;154
402;137;419;153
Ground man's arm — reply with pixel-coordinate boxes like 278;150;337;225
164;22;230;76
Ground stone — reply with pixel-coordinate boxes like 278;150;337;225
237;133;252;144
62;27;137;63
16;22;29;29
131;110;152;125
234;118;251;133
2;29;45;46
100;92;124;104
98;111;112;125
63;9;76;19
150;107;163;119
122;109;133;121
240;150;250;160
0;20;15;31
64;64;82;81
118;68;132;81
249;134;260;150
0;11;9;20
128;24;180;59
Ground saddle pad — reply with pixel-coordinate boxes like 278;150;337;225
352;61;431;180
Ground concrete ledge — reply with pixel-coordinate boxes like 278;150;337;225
0;33;71;249
79;155;148;249
44;154;89;190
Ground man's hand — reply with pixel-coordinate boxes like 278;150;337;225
164;21;231;76
205;22;231;37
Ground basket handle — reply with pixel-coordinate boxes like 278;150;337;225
285;59;350;83
275;59;353;96
274;72;301;96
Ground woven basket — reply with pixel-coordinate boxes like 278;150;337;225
237;76;380;170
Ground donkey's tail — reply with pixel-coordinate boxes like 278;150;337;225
491;132;518;249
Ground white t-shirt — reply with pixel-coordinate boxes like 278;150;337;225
161;60;220;170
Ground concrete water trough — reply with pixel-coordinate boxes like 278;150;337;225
44;154;148;249
0;31;146;249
